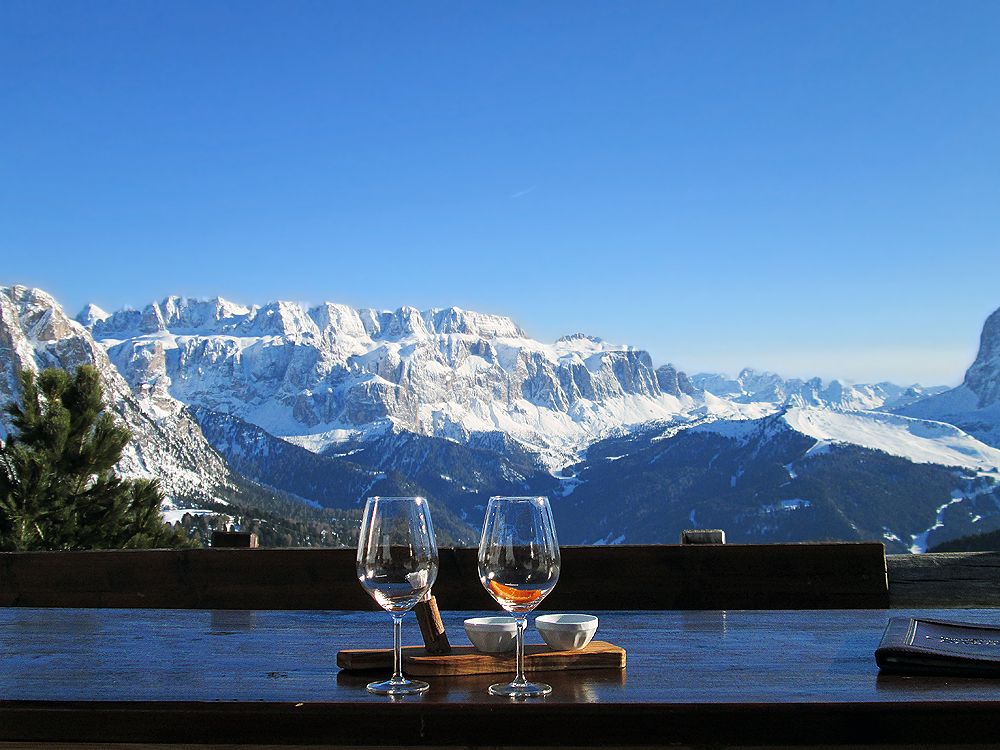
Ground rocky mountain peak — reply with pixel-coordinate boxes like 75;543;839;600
159;295;250;331
964;306;1000;408
424;306;524;338
239;300;320;338
76;303;110;328
3;286;82;343
655;363;695;397
308;302;368;341
557;333;604;345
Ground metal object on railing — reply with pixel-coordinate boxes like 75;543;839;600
211;531;259;548
680;529;726;544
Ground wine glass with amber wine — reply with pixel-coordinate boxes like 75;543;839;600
357;496;438;695
478;495;561;697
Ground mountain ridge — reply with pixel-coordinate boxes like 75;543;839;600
78;293;952;467
79;294;705;465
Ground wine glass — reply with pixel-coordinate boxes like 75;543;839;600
357;496;438;695
478;495;561;697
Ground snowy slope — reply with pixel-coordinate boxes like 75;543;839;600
897;306;1000;448
780;408;1000;474
901;386;1000;448
694;406;1000;474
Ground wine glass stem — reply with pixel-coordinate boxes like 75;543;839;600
392;613;405;684
513;614;528;686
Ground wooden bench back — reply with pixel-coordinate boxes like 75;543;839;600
0;542;889;610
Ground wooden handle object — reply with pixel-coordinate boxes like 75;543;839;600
414;592;451;655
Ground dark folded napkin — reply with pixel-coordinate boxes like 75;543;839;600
876;617;1000;676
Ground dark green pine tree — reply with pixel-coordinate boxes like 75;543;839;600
0;365;191;550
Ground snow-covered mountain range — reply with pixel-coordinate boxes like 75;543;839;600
77;294;965;467
3;284;999;551
692;369;947;412
83;296;745;466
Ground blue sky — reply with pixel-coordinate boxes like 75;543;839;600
2;1;998;385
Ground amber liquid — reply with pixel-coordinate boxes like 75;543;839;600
486;579;556;612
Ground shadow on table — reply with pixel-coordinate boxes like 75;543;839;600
336;667;627;702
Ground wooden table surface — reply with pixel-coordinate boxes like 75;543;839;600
3;607;1000;746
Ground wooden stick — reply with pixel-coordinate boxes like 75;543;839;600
414;590;451;654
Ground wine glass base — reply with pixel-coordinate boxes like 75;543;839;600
488;680;552;698
366;678;430;696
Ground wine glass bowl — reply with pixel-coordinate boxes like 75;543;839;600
357;496;438;695
478;495;560;697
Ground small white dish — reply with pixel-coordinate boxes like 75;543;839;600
535;613;599;651
464;616;517;654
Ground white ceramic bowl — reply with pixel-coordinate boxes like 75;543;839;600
464;616;518;654
535;614;599;651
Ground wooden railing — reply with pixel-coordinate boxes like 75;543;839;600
0;542;879;609
1;542;995;610
885;551;1000;607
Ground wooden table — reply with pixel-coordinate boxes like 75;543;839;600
2;607;1000;747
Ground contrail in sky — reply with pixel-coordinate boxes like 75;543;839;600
510;185;537;199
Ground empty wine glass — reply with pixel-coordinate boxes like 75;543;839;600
357;496;438;695
478;495;561;697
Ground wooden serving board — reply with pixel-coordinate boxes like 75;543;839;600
337;640;626;676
